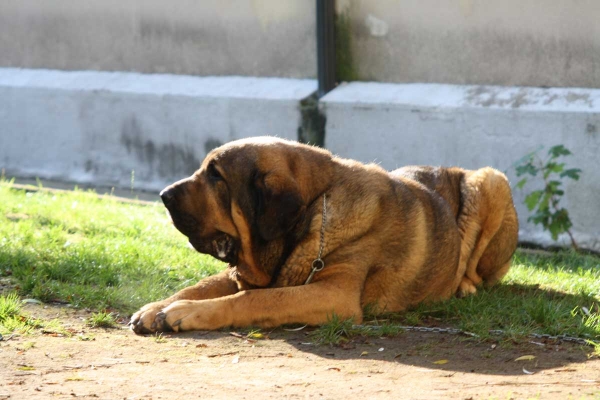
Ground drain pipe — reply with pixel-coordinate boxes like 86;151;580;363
316;0;336;98
298;0;335;146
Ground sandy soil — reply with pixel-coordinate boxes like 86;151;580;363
1;303;599;400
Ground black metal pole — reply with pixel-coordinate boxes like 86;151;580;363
316;0;336;98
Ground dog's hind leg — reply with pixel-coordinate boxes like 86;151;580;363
453;214;481;296
464;210;504;287
482;260;511;287
453;171;484;296
463;168;516;289
477;202;519;284
458;168;510;292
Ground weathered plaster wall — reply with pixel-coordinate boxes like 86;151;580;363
0;68;317;191
0;0;316;78
337;0;600;87
4;1;600;87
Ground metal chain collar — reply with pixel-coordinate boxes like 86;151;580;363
305;194;327;285
354;325;594;346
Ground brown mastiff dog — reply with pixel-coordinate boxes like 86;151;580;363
393;166;518;297
130;137;514;334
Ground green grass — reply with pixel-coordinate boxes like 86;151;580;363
0;180;225;316
0;291;62;335
86;311;118;328
1;180;599;346
311;314;355;344
0;292;22;322
313;250;600;345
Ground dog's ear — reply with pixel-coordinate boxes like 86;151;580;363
254;171;306;241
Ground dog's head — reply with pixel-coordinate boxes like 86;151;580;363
160;137;331;287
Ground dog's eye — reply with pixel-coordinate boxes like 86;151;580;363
207;163;223;181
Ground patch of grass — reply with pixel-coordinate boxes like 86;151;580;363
245;329;266;340
20;341;36;350
311;314;407;345
0;292;22;322
587;340;600;358
86;311;118;328
315;250;599;346
153;332;167;343
0;181;225;315
379;250;600;343
0;292;59;335
311;314;355;345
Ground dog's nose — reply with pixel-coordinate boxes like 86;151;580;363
160;187;176;206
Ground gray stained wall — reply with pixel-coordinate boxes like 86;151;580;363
3;1;600;87
0;69;317;191
338;0;600;87
0;0;316;78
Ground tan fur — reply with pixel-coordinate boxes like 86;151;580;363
392;166;519;297
129;138;513;334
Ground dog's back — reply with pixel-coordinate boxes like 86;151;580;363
391;166;465;217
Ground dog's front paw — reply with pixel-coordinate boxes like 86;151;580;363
156;300;199;332
156;300;231;332
129;301;171;334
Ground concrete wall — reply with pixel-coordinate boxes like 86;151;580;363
0;68;317;191
0;0;316;78
4;1;600;87
322;82;600;252
338;0;600;87
1;67;599;251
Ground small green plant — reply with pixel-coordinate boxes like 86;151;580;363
515;145;581;249
245;328;266;340
20;341;36;350
587;340;600;359
153;332;167;343
0;293;56;335
0;292;22;323
86;311;118;328
311;314;355;345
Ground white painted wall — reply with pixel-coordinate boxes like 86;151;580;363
323;82;600;251
0;68;317;191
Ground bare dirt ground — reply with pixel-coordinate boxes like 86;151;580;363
1;304;599;400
